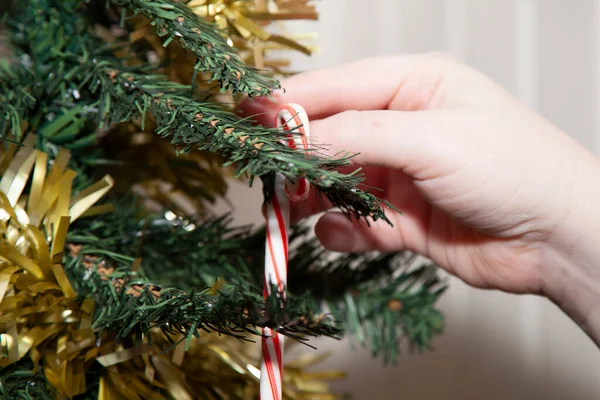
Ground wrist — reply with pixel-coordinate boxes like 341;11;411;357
541;246;600;345
539;160;600;344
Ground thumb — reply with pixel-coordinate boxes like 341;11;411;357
309;109;457;176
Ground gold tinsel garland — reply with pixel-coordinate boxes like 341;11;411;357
0;137;342;399
188;0;317;71
0;135;115;396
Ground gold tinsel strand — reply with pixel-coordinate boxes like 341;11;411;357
188;0;317;71
0;135;115;397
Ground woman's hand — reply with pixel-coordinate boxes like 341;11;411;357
240;54;600;344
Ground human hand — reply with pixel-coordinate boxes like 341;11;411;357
239;54;600;343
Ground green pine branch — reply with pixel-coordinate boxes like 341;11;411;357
284;225;446;362
0;62;38;141
66;198;445;360
66;199;342;345
328;266;445;363
0;358;55;400
66;250;340;344
110;0;280;97
0;357;115;400
93;65;388;221
3;0;390;223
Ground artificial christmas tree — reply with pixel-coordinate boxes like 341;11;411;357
0;1;445;398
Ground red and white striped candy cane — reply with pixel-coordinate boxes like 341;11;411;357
260;104;310;400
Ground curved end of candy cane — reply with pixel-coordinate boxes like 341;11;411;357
276;104;312;202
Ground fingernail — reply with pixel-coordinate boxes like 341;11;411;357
316;213;361;253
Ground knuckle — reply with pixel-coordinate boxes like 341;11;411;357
334;110;362;149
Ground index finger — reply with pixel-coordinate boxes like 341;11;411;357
238;53;450;126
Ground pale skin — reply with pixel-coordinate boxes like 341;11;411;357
240;53;600;346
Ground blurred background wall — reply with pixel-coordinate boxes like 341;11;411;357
213;1;600;399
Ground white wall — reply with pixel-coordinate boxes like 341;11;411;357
215;1;600;398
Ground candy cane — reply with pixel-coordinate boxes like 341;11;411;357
260;104;310;400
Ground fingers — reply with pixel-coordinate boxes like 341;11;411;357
308;109;455;172
247;98;459;172
238;53;455;125
314;209;429;255
314;172;431;254
288;165;388;222
289;190;333;223
286;108;456;223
